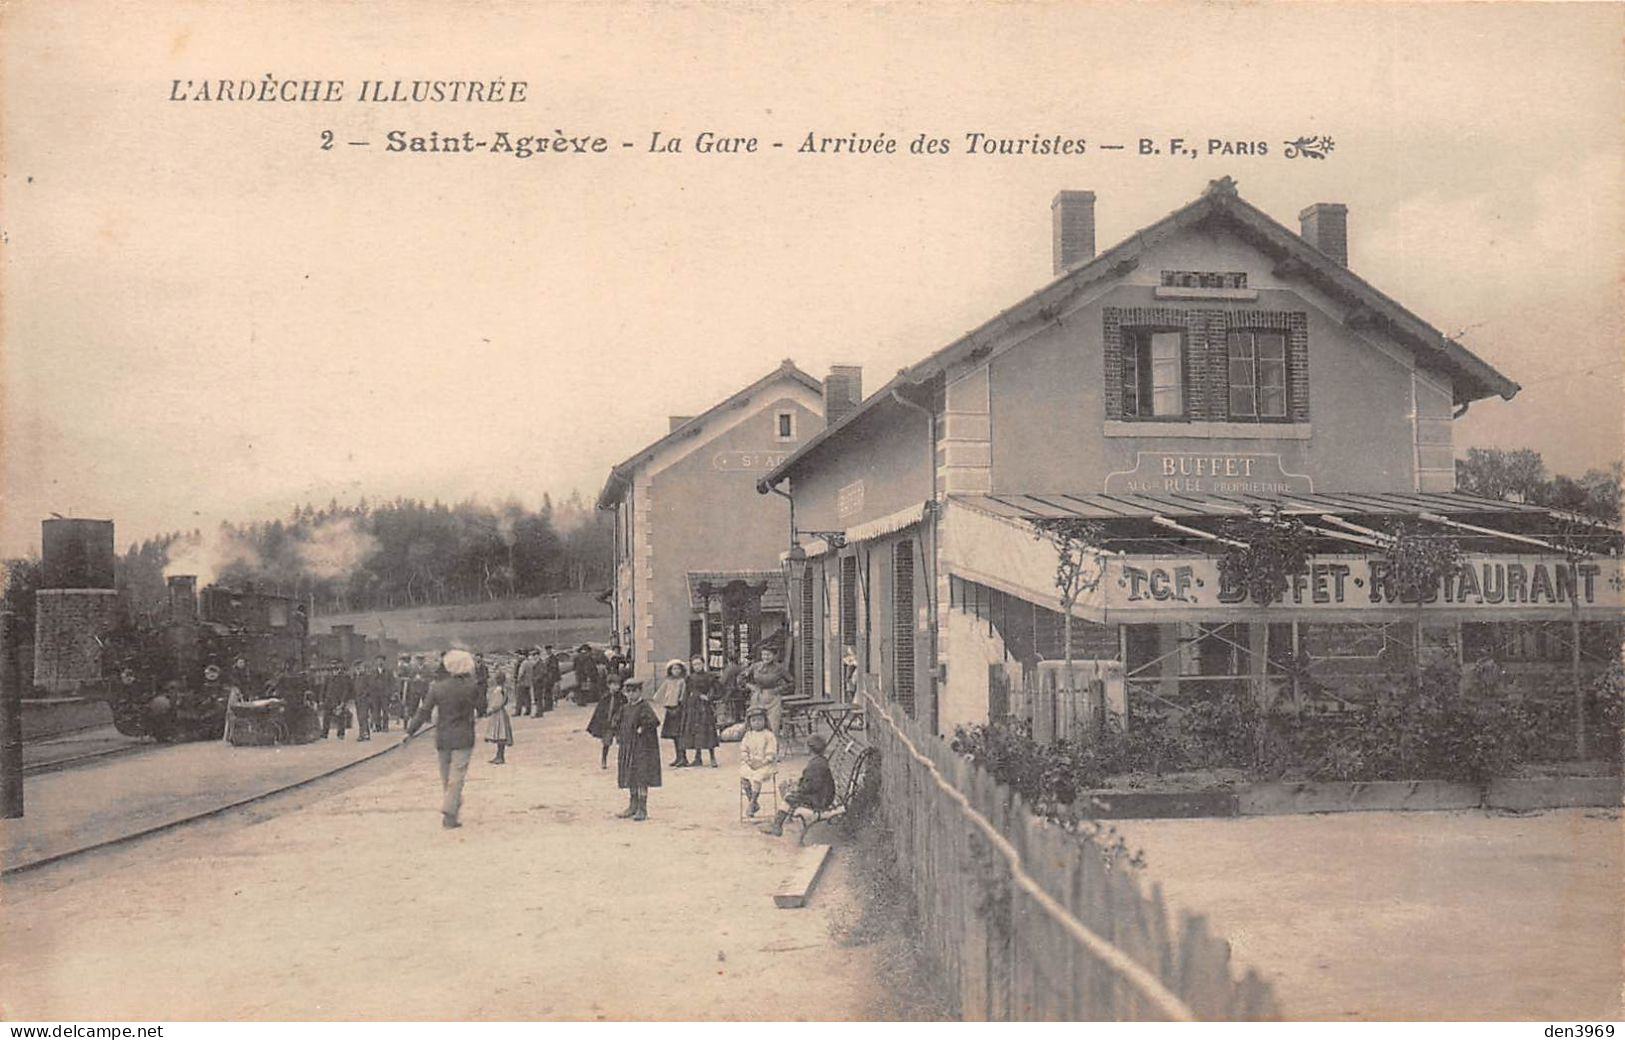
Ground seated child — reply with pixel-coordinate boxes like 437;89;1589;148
761;733;836;836
737;707;778;817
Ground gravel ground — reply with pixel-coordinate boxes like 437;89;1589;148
1115;808;1624;1020
1;704;879;1021
3;724;413;871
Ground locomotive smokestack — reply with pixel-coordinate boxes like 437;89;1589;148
168;575;198;620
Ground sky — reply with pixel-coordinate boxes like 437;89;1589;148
2;1;1621;558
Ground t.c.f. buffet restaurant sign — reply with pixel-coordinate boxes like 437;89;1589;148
1103;553;1624;620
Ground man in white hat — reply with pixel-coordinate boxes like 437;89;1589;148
406;648;484;829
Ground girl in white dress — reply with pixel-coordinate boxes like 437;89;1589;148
485;671;514;764
737;707;778;817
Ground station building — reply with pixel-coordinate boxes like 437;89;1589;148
597;359;862;679
758;178;1623;738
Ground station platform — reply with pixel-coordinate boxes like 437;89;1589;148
2;725;414;873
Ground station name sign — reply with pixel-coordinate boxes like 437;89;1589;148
1104;452;1313;495
1106;554;1624;617
712;450;789;472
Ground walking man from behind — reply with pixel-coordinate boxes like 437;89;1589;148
406;648;483;830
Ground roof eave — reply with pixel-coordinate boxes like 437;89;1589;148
761;181;1522;484
610;360;824;502
595;467;631;511
758;371;922;492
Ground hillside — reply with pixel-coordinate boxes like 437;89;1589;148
312;591;612;653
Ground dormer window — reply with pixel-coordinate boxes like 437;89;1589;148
1122;329;1186;419
775;410;798;441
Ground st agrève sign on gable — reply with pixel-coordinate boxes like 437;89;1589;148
1104;451;1313;496
711;450;791;473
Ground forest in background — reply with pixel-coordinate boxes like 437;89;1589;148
3;492;614;634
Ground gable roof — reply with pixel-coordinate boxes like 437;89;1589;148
596;359;821;510
761;177;1520;491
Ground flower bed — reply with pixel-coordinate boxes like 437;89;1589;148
951;660;1623;823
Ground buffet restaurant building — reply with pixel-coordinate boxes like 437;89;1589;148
758;178;1623;738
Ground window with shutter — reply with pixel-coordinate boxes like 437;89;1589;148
892;539;915;716
839;554;858;651
799;564;816;700
1122;328;1187;419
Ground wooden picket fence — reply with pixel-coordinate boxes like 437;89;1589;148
862;692;1280;1021
1009;683;1106;746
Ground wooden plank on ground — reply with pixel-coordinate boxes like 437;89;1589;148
773;843;834;908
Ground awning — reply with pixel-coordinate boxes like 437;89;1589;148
941;494;1625;623
954;489;1556;522
940;498;1109;622
845;501;930;544
950;491;1621;556
687;570;788;612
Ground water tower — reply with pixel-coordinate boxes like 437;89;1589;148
34;518;120;693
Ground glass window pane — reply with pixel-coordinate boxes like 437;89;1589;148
1261;386;1286;417
1151;332;1183;416
1259;332;1285;359
1230;386;1256;416
1261;362;1285;389
1123;334;1141;414
1229;358;1254;386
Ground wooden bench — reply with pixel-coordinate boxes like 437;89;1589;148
789;735;877;845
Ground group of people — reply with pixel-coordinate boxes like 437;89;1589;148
396;641;837;835
316;655;399;741
399;642;631;826
572;645;831;833
311;641;614;744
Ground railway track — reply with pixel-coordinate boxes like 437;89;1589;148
22;724;152;776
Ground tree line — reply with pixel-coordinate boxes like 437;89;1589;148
2;493;614;627
1455;449;1621;523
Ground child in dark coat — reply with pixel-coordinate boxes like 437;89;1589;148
678;656;721;768
586;676;627;769
615;680;662;821
761;734;837;836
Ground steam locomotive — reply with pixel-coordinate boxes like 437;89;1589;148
32;518;417;745
103;577;314;742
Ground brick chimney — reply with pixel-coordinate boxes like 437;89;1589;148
167;575;198;620
823;365;863;426
1299;203;1348;266
668;416;694;433
1051;190;1096;275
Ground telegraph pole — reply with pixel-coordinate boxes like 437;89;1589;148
1;610;24;818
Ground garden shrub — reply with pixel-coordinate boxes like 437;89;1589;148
957;655;1607;801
